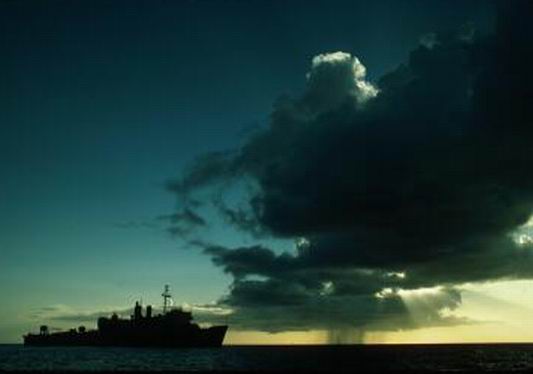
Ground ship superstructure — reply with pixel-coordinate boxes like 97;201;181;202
24;286;227;347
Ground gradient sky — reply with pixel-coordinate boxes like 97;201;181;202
5;0;533;344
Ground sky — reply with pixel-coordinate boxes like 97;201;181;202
3;0;533;344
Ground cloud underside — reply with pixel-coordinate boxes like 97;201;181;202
166;2;533;336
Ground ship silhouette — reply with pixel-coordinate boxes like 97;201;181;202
24;285;228;347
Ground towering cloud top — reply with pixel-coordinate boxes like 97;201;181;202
304;51;378;112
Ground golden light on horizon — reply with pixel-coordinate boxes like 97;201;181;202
225;330;329;345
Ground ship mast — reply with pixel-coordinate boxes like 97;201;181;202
162;284;172;313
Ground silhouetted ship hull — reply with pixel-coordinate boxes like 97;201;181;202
24;325;227;347
24;326;227;347
24;286;228;348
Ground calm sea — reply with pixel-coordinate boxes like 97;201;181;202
2;344;533;372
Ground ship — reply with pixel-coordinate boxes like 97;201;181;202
23;285;228;347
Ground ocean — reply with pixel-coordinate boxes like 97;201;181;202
2;344;533;372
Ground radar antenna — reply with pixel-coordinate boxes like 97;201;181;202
162;285;172;313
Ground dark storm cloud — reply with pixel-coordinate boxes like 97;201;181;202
169;2;533;334
203;279;468;335
197;241;470;334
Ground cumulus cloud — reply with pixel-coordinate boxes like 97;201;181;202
167;2;533;336
304;51;379;111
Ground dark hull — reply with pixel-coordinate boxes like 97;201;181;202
24;325;228;348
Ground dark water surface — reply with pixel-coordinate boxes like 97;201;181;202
3;344;533;372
